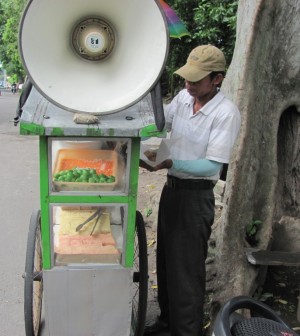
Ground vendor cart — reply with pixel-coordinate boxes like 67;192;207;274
21;88;166;336
18;0;169;335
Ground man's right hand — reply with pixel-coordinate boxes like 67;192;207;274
139;159;173;172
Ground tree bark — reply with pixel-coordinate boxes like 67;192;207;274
211;0;300;319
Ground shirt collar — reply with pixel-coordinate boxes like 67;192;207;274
199;91;225;115
186;90;225;116
185;93;195;106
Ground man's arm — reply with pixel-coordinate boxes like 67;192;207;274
172;159;222;177
141;158;222;177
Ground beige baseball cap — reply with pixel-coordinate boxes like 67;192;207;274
174;45;226;82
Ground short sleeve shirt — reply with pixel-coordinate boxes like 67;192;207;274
165;89;241;180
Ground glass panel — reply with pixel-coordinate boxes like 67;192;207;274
49;138;130;194
52;205;126;265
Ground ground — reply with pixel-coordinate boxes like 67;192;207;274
136;168;300;334
260;266;300;330
137;168;166;325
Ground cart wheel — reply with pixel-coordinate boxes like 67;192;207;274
24;210;43;336
131;211;148;336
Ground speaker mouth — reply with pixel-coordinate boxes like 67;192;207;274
72;17;115;61
19;0;169;114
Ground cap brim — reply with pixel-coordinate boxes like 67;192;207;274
174;64;211;82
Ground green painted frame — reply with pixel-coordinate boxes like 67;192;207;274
39;136;141;269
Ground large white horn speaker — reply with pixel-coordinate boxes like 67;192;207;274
19;0;169;114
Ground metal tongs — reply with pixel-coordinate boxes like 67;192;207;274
75;208;103;235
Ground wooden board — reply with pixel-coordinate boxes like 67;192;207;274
245;249;300;266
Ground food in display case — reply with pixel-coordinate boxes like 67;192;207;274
53;168;115;184
52;149;118;191
53;207;122;264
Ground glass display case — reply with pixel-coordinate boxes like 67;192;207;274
49;138;131;194
44;138;135;267
51;204;127;266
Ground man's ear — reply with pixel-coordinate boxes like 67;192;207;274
213;73;224;86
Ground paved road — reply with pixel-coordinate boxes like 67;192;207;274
0;90;39;335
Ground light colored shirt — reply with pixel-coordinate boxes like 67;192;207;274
165;89;241;180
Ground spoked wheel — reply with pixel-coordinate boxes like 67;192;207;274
131;211;148;336
24;210;43;336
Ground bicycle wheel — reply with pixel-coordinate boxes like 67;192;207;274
131;211;148;336
24;210;43;336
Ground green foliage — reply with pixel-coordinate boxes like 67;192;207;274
162;0;238;97
246;219;262;246
0;0;27;82
144;208;153;218
193;0;238;62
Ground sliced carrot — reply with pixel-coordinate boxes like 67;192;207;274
59;159;114;175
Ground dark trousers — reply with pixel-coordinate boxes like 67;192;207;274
156;180;215;336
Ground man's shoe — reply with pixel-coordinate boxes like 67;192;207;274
144;319;169;335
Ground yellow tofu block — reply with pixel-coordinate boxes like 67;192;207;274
58;209;110;235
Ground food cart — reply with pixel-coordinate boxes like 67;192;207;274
21;87;166;336
18;0;169;334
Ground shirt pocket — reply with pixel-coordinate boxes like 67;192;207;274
185;122;210;145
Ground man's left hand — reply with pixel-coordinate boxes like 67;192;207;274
155;159;173;171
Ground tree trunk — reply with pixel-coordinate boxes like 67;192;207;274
210;0;300;319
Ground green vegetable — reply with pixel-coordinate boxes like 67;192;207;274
106;176;115;183
53;167;115;184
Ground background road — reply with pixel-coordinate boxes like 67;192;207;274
0;90;39;335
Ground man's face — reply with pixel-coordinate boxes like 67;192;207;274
185;74;223;100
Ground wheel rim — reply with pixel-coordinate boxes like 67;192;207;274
24;210;43;336
131;235;141;331
131;211;148;336
32;223;43;335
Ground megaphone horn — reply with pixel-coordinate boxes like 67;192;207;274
19;0;169;115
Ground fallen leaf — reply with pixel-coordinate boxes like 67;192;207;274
204;322;211;329
144;208;153;217
278;283;286;288
275;299;288;305
151;285;158;289
259;292;273;301
147;240;156;247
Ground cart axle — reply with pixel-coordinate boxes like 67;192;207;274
22;271;43;282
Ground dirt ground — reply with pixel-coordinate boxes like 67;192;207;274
136;168;300;333
260;266;300;330
137;168;166;324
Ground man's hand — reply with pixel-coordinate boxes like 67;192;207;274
140;159;173;172
139;160;156;172
155;159;173;170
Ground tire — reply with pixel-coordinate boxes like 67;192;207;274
24;210;43;336
131;211;148;336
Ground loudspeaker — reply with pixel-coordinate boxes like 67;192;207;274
19;0;169;114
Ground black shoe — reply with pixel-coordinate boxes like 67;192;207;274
144;319;169;335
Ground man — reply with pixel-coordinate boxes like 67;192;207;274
142;45;241;336
13;77;33;126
